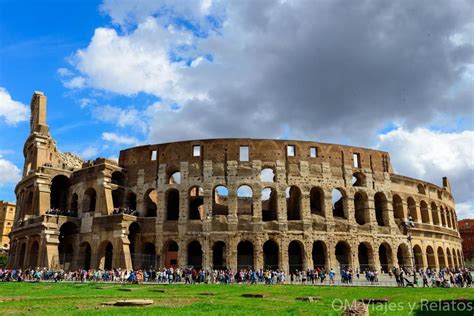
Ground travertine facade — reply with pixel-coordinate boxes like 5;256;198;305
0;201;16;253
8;92;464;272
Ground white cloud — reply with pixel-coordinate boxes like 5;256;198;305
0;158;22;187
377;127;474;218
455;202;473;220
102;132;139;145
57;67;74;77
92;105;148;133
78;146;99;159
0;87;29;125
64;76;86;89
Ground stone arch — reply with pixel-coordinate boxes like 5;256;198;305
166;189;179;220
379;242;393;273
79;242;91;270
352;172;366;187
70;193;79;214
426;246;436;269
354;191;369;225
446;210;453;228
28;241;39;268
125;191;137;211
263;239;279;270
392;194;404;220
58;221;78;270
163;240;179;268
288;240;304;273
24;191;34;217
335;241;352;270
50;175;70;211
189;186;204;220
212;185;229;216
112;189;124;209
144;189;158;217
17;242;26;267
431;202;440;225
260;168;275;182
374;192;389;226
417;184;426;195
286;186;301;220
187;240;203;270
407;197;418;222
212;241;226;270
397;243;410;268
237;240;254;270
332;188;346;219
97;241;113;270
237;185;253;216
128;222;140;268
142;242;156;269
440;206;447;226
111;171;125;186
312;240;327;269
446;248;453;268
358;242;375;271
83;188;96;213
420;200;430;224
413;244;423;269
261;187;277;221
437;247;446;268
456;249;462;267
310;187;324;215
169;171;181;184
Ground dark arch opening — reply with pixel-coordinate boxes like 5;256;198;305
142;243;156;269
111;171;125;186
392;195;403;220
104;242;113;270
286;186;301;220
164;241;179;268
310;187;324;215
262;187;277;221
397;244;410;268
374;192;388;226
58;222;78;270
288;240;303;273
83;188;96;213
128;222;140;269
144;189;158;217
28;241;39;268
189;186;204;220
80;242;91;270
263;240;279;270
50;175;70;211
426;246;435;269
437;247;446;268
431;203;440;225
352;172;366;187
354;192;369;225
212;241;226;270
112;189;124;209
237;241;254;270
312;241;327;269
407;197;418;222
358;243;373;271
379;243;391;273
413;245;423;269
335;241;351;270
126;192;137;211
332;189;346;219
420;201;430;224
212;186;228;216
187;240;203;270
166;189;179;220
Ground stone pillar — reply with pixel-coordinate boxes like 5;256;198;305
304;240;313;270
228;237;237;272
254;237;263;270
120;237;133;270
280;237;289;273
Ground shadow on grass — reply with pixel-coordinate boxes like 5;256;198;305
413;299;474;316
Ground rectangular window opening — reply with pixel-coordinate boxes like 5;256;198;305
240;146;249;161
151;150;157;161
310;147;317;158
353;153;360;168
287;145;295;157
193;145;201;157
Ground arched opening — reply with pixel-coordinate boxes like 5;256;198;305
260;168;275;182
437;247;446;268
354;192;369;225
397;244;410;268
237;240;254;270
79;242;91;270
50;175;70;211
58;222;78;270
431;203;440;226
413;245;423;269
169;171;181;184
261;187;277;221
440;207;447;226
407;197;418;222
374;192;388;226
104;243;113;270
142;243;156;269
379;243;392;273
212;186;229;216
237;185;253;216
28;241;39;268
166;189;179;220
335;241;351;270
332;189;346;219
392;195;403;220
263;240;279;270
456;250;461;267
420;200;430;224
144;189;158;217
288;241;303;273
310;187;324;215
128;222;140;269
25;192;34;217
446;248;453;268
83;188;96;213
189;186;204;220
352;172;366;187
18;243;26;267
426;246;436;269
112;189;124;209
70;193;78;214
187;240;203;270
446;210;452;228
417;184;426;195
312;241;327;269
212;241;226;270
286;186;301;220
125;192;137;211
111;171;125;186
358;242;374;271
164;241;179;268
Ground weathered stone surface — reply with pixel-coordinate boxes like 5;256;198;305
342;301;368;316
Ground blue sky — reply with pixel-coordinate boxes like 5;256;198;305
0;0;472;218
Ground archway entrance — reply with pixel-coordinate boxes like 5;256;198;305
413;245;423;269
335;241;351;270
58;222;78;270
28;241;39;268
212;241;226;270
79;242;91;270
142;243;156;269
358;243;373;271
237;241;254;270
288;241;303;273
312;241;327;269
379;243;392;273
263;240;279;270
128;222;140;269
50;175;70;211
187;240;203;270
426;246;436;269
397;244;410;268
164;241;179;268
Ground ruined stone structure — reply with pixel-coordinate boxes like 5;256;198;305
8;91;464;273
0;201;15;253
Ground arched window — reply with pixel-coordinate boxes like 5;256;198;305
392;195;403;220
417;184;426;195
144;189;158;217
111;171;125;186
354;192;369;225
332;189;346;219
50;175;71;211
352;172;366;187
212;186;228;216
112;189;124;209
260;168;275;182
126;192;137;211
310;187;324;215
286;186;301;220
166;189;179;220
407;197;418;222
261;187;277;221
237;185;253;216
374;192;388;226
420;200;429;224
169;171;181;185
83;188;96;213
189;186;204;220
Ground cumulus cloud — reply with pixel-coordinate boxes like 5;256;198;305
77;146;100;159
377;128;474;218
102;132;139;145
0;156;22;187
92;105;148;134
0;87;29;125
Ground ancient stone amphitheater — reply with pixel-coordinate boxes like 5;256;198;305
8;92;464;273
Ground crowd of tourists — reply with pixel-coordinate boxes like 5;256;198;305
0;266;471;288
112;207;138;216
45;208;78;217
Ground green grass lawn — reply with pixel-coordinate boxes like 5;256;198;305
0;282;472;315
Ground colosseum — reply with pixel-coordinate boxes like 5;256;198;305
8;91;464;273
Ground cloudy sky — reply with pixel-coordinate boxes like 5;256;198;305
0;0;472;218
